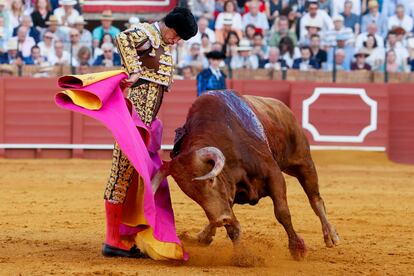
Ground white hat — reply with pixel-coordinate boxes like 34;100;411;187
237;39;252;51
73;15;87;25
332;14;344;22
7;39;18;51
305;19;322;29
222;13;233;25
125;16;140;28
59;0;77;5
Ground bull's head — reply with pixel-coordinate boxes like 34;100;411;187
152;147;235;226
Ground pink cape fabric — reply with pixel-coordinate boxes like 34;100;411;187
55;72;185;258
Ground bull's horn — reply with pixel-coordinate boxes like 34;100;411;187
193;147;225;181
151;162;170;194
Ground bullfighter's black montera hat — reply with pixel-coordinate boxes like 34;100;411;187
205;51;226;60
164;7;198;41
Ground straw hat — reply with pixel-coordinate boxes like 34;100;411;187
58;0;76;5
332;14;344;22
101;10;114;21
46;15;60;25
73;15;87;25
237;39;252;51
305;19;322;30
368;0;379;9
354;48;370;58
222;13;233;25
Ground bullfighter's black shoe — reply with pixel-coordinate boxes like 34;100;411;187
102;244;147;258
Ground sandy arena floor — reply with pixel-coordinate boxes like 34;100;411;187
0;151;413;275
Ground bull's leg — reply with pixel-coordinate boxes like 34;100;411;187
224;217;241;244
268;169;307;260
290;161;340;248
197;223;217;245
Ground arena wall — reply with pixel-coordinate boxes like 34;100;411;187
0;77;412;164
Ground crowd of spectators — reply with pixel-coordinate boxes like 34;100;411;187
1;0;414;77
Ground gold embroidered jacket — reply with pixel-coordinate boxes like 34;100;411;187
115;23;174;87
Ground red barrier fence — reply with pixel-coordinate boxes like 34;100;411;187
0;77;412;164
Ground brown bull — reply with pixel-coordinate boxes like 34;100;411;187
152;90;339;260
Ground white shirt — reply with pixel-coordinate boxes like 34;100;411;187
9;36;35;58
242;12;269;32
37;41;55;58
331;0;361;16
299;10;334;41
53;7;80;26
388;15;414;33
215;12;243;31
281;47;301;68
48;50;71;65
355;32;385;49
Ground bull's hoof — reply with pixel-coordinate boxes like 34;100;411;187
323;224;340;247
288;236;307;261
179;231;213;246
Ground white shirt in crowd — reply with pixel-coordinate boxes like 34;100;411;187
215;12;243;31
388;14;414;33
38;41;55;58
53;7;80;26
47;50;71;65
242;12;269;32
300;10;334;41
281;47;301;68
355;33;385;49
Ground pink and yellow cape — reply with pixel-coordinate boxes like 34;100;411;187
55;70;187;261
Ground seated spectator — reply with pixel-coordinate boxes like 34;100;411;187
197;50;226;96
180;42;207;70
200;33;212;54
281;6;299;37
265;0;283;27
223;30;239;65
230;38;259;69
191;0;215;24
215;14;237;44
187;16;216;45
48;40;70;65
66;28;82;58
268;16;297;47
10;26;35;58
0;39;23;65
278;36;300;68
388;4;413;34
324;48;349;71
310;34;327;68
244;23;256;42
361;0;388;38
92;10;120;48
72;16;92;48
45;15;67;42
215;0;243;40
355;22;385;49
263;47;287;70
211;41;224;52
23;45;46;64
93;33;115;59
299;19;322;46
242;0;269;35
53;0;79;26
73;45;92;66
363;34;385;71
7;0;25;31
326;33;354;71
333;0;361;17
323;15;354;47
299;0;333;43
381;49;405;72
38;31;54;58
292;46;320;70
340;0;361;34
386;29;409;70
318;0;332;14
77;62;91;74
382;0;414;18
93;42;120;67
251;32;268;68
351;48;372;71
31;0;53;31
180;65;195;80
13;15;41;43
0;64;14;76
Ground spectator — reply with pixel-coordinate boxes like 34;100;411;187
278;36;300;68
324;15;354;47
0;1;11;42
0;39;23;65
324;48;349;71
7;0;25;31
211;41;224;52
268;16;297;47
230;38;259;69
251;32;268;68
361;0;388;38
48;40;70;65
380;49;405;72
364;34;385;70
244;23;256;42
23;45;46;64
92;42;120;67
265;0;283;27
38;31;54;58
200;33;211;54
263;47;287;70
45;15;67;42
285;0;307;15
72;16;92;48
242;0;269;35
319;0;332;14
53;0;79;26
351;48;372;70
282;6;299;37
326;33;355;71
77;62;90;74
180;65;195;80
0;19;6;51
180;42;207;70
299;19;322;46
355;22;385;49
299;0;333;43
13;15;40;43
332;0;361;16
223;30;239;65
191;0;215;23
382;0;414;18
10;26;35;57
66;28;82;58
31;0;52;30
385;29;408;69
0;64;14;76
292;46;319;70
93;33;114;59
74;45;91;66
188;16;216;45
388;4;413;34
310;34;327;68
197;50;226;96
92;10;120;48
215;0;243;38
341;0;361;34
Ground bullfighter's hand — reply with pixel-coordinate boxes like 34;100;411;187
121;73;140;90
